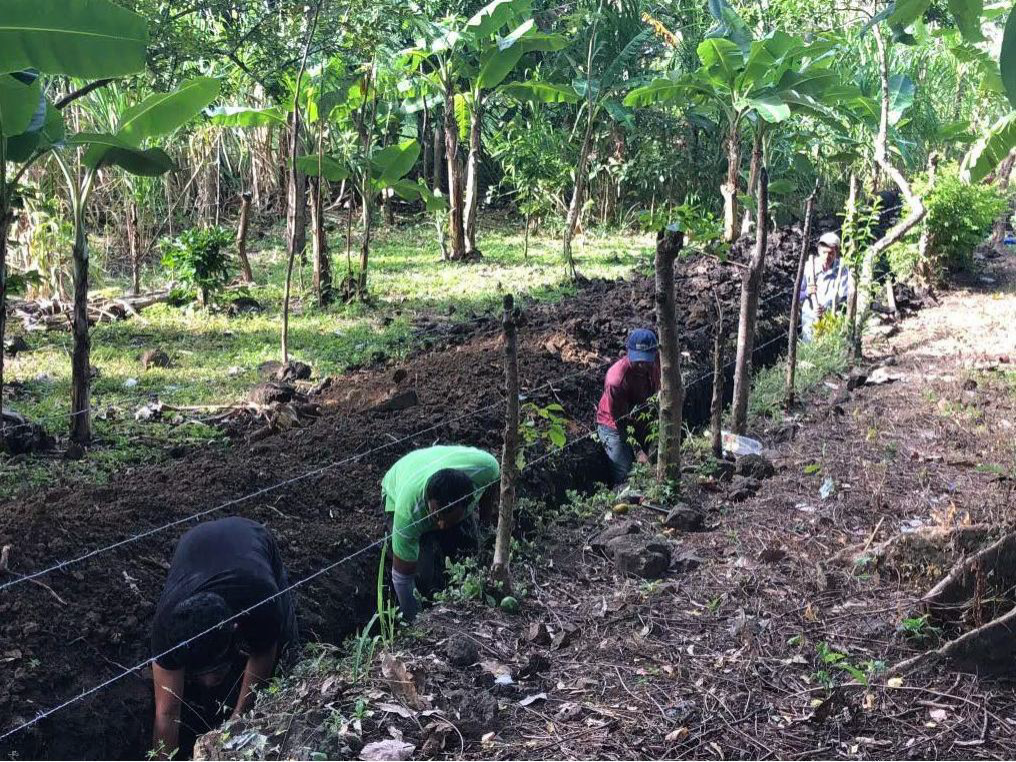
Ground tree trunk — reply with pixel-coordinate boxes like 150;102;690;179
464;92;484;254
491;294;519;588
286;115;308;271
523;211;530;259
785;186;817;410
741;127;763;234
311;176;331;305
655;229;685;483
721;122;743;243
916;153;941;288
281;1;320;362
433;123;445;193
730;167;769;434
127;201;141;295
844;173;860;342
444;85;465;261
70;218;91;444
562;118;595;280
0;204;10;419
236;191;254;283
358;180;373;298
989;151;1016;246
710;296;725;460
854;26;927;361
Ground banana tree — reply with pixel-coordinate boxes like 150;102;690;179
626;30;844;242
0;0;147;431
400;0;561;260
54;77;220;443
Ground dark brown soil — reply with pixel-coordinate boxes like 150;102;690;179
209;250;1016;761
0;235;802;760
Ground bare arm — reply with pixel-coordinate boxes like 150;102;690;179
230;642;278;720
152;664;185;759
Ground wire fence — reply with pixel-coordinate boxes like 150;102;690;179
0;320;801;745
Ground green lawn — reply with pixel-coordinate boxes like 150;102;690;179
3;219;651;497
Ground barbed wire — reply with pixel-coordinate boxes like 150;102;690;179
0;319;797;744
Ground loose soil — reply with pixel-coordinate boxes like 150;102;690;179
0;233;803;761
196;250;1016;760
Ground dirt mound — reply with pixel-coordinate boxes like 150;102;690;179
0;237;800;760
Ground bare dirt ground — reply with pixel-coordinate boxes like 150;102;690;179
206;251;1016;761
0;234;801;760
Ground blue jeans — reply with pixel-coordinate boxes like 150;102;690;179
598;424;634;485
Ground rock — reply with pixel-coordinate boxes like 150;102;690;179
672;550;703;573
590;520;640;553
735;454;775;480
257;360;282;379
445;634;478;667
728;476;761;502
393;368;408;384
248;382;294;406
368;389;419;413
607;534;671;579
846;367;869;390
139;349;171;370
758;546;787;564
661;503;704;532
274;361;312;383
225;296;263;317
3;336;29;356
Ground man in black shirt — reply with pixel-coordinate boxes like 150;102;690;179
150;517;298;758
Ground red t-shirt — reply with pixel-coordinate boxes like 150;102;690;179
595;356;661;433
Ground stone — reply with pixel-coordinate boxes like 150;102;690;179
445;633;478;667
672;550;703;573
139;349;171;370
729;476;761;502
225;295;263;317
442;689;499;738
845;367;869;390
248;382;294;406
368;389;419;414
590;520;640;553
274;361;312;383
661;503;704;532
607;534;671;579
735;454;775;481
526;622;551;646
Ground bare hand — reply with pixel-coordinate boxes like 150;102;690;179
636;450;650;465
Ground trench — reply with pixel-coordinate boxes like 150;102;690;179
2;238;800;761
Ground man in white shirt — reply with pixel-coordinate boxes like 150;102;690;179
800;231;851;341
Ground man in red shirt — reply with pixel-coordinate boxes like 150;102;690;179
596;328;661;484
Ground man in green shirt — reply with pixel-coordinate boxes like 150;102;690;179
382;445;500;620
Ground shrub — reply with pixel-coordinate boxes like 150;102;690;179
888;163;1007;281
160;227;234;305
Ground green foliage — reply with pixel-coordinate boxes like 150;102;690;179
435;556;493;605
898;613;943;643
160;227;235;305
890;163;1006;279
517;402;568;468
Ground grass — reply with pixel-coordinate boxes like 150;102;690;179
747;330;849;422
3;218;651;498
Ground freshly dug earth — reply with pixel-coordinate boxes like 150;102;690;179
198;250;1016;761
0;235;802;760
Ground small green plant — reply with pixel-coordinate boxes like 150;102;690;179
161;226;234;305
802;463;822;475
435;556;492;605
350;544;401;683
638;197;728;259
813;641;881;687
888;163;1007;280
898;613;942;644
517;402;568;469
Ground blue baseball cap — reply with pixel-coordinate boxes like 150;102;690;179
626;328;658;363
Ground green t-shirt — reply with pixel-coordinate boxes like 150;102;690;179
382;445;500;562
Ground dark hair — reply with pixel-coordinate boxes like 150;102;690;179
425;468;474;515
166;592;234;671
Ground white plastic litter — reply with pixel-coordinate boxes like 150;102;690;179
721;431;763;457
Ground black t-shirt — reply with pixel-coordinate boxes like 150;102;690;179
151;517;295;670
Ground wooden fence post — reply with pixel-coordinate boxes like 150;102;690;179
655;228;685;483
491;294;520;588
236;191;254;283
710;292;724;459
785;185;817;410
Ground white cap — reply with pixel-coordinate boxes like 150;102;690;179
818;231;841;249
